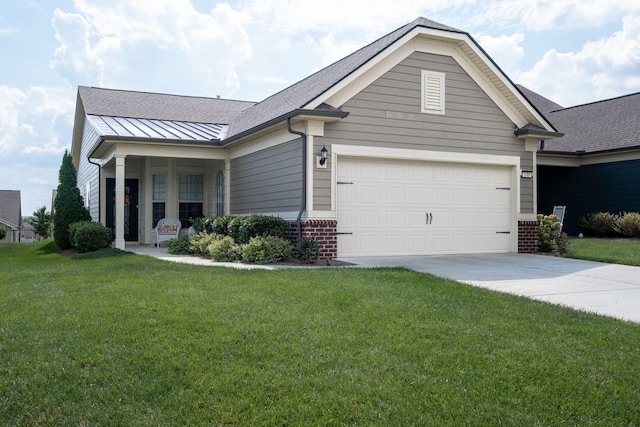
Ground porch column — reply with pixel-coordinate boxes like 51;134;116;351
114;154;126;250
224;159;231;215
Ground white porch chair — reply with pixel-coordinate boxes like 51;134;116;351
155;218;181;247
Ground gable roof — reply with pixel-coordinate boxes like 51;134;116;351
74;16;558;154
227;17;463;138
0;190;21;229
538;91;640;154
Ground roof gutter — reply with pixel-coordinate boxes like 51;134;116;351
286;117;307;241
222;108;348;146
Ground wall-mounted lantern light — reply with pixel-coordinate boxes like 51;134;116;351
319;146;328;166
521;170;533;179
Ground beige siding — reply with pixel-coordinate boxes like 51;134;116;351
231;139;302;214
315;51;533;212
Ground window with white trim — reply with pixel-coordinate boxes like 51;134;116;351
178;174;204;228
152;174;166;227
421;70;445;115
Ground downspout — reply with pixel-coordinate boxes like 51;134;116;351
286;117;306;240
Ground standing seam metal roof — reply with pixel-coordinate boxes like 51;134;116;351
87;115;226;142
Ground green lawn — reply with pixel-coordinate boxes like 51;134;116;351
567;237;640;266
2;240;640;425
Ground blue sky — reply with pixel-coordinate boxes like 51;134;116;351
2;0;640;216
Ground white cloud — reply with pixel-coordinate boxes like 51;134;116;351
519;15;640;105
470;0;640;31
0;86;27;154
50;0;252;97
475;33;525;78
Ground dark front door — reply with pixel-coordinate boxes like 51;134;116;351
106;178;139;241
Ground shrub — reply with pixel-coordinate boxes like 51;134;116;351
69;221;112;253
191;216;235;235
168;235;192;254
296;238;320;264
615;212;640;237
241;236;293;264
580;212;619;237
537;214;568;254
54;150;91;249
190;231;220;255
0;224;7;240
208;236;242;262
229;214;290;244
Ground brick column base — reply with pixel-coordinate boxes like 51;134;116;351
288;220;338;260
518;220;538;253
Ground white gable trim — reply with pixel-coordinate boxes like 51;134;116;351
313;26;554;132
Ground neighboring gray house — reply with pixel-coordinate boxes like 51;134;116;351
517;85;640;235
71;17;561;257
0;190;22;242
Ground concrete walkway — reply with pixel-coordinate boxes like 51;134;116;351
338;254;640;323
125;243;277;270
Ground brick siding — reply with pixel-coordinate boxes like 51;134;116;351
288;220;337;260
518;220;538;253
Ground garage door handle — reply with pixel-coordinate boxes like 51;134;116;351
426;212;433;225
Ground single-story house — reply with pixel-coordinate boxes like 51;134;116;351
0;190;22;242
517;85;640;235
72;17;564;257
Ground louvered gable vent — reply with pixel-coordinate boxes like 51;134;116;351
421;70;445;115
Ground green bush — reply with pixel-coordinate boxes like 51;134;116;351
69;221;112;253
537;214;568;254
168;235;192;255
614;212;640;237
208;236;241;262
241;236;293;264
191;216;235;235
0;224;7;240
229;214;290;244
580;212;619;237
296;238;320;264
190;231;219;255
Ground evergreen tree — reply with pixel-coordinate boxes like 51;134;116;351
53;150;91;249
28;206;52;239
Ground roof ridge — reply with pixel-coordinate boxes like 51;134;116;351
554;91;640;112
79;86;256;104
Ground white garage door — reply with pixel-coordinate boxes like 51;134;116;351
337;157;513;257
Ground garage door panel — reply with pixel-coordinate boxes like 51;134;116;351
337;157;513;257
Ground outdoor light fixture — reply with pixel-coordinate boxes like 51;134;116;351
319;145;328;166
521;170;533;179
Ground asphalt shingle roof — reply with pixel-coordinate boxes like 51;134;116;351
516;84;564;114
79;86;255;124
227;17;463;138
540;92;640;154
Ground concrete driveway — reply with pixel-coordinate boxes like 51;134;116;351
338;254;640;323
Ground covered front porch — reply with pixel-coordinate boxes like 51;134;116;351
94;144;230;249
